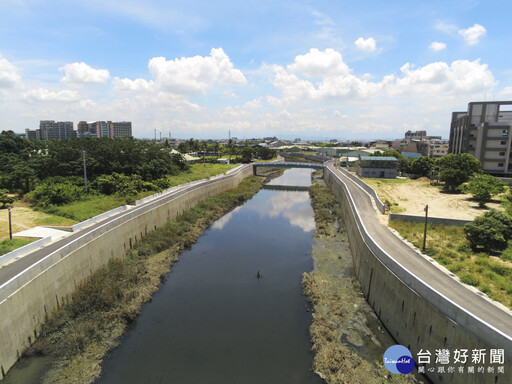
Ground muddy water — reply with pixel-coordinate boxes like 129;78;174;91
96;168;324;383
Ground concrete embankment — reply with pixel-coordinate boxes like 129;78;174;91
323;166;511;384
0;165;252;379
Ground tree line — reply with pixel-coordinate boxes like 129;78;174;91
0;131;189;206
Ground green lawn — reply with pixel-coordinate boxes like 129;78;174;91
39;163;240;222
0;238;35;256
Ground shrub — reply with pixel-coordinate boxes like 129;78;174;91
0;188;14;207
27;182;83;207
464;210;512;252
461;174;506;207
460;273;480;286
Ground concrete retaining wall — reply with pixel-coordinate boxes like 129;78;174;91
324;167;510;384
389;213;471;227
0;165;252;379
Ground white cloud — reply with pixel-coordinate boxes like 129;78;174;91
23;88;81;102
113;77;155;92
0;55;21;88
458;24;486;45
429;42;447;51
268;48;495;108
60;62;110;84
288;48;351;77
354;37;377;52
244;97;263;109
148;48;246;94
434;21;458;34
391;59;495;94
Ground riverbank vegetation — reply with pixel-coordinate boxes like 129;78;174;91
305;173;422;383
11;176;264;384
389;219;512;309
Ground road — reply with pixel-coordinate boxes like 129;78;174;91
326;163;512;340
0;174;227;288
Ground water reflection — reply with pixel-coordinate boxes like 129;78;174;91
96;168;323;384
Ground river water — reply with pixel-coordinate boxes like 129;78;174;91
96;168;324;383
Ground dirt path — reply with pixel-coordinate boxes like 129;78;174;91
362;177;503;220
0;201;75;241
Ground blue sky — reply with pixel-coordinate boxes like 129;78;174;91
0;0;511;140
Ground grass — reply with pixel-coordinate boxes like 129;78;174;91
40;195;128;222
36;164;239;222
361;177;409;185
389;220;512;309
167;163;237;187
0;238;35;256
16;176;264;384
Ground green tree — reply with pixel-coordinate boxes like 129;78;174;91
241;147;254;163
437;153;482;191
461;174;507;207
27;182;83;207
254;146;276;160
0;189;14;207
464;210;512;252
382;149;403;159
410;156;435;177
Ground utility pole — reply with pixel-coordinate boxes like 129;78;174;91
8;207;12;240
82;149;88;193
422;204;428;252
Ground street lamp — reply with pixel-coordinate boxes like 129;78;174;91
422;204;428;252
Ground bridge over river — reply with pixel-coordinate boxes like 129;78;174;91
252;161;324;176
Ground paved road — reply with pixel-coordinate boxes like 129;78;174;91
0;175;227;287
326;163;512;340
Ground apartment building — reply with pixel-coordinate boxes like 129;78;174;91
428;139;449;159
26;120;76;140
26;120;132;140
449;101;512;175
78;121;132;139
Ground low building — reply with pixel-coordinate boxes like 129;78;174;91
428;139;449;158
357;156;397;178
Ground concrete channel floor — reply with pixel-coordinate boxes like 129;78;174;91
327;163;512;342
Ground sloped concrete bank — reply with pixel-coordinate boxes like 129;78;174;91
323;167;510;384
0;165;252;379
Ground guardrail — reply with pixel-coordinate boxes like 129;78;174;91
0;164;251;303
325;166;512;359
0;237;52;266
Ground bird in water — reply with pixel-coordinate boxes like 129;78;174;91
257;269;262;279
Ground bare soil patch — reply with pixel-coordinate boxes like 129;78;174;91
0;201;76;241
362;177;502;220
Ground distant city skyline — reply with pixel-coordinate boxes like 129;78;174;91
0;0;510;140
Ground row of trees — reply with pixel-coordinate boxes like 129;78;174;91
0;131;189;205
0;131;277;207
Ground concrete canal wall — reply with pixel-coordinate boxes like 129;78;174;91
0;165;252;379
324;167;510;384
